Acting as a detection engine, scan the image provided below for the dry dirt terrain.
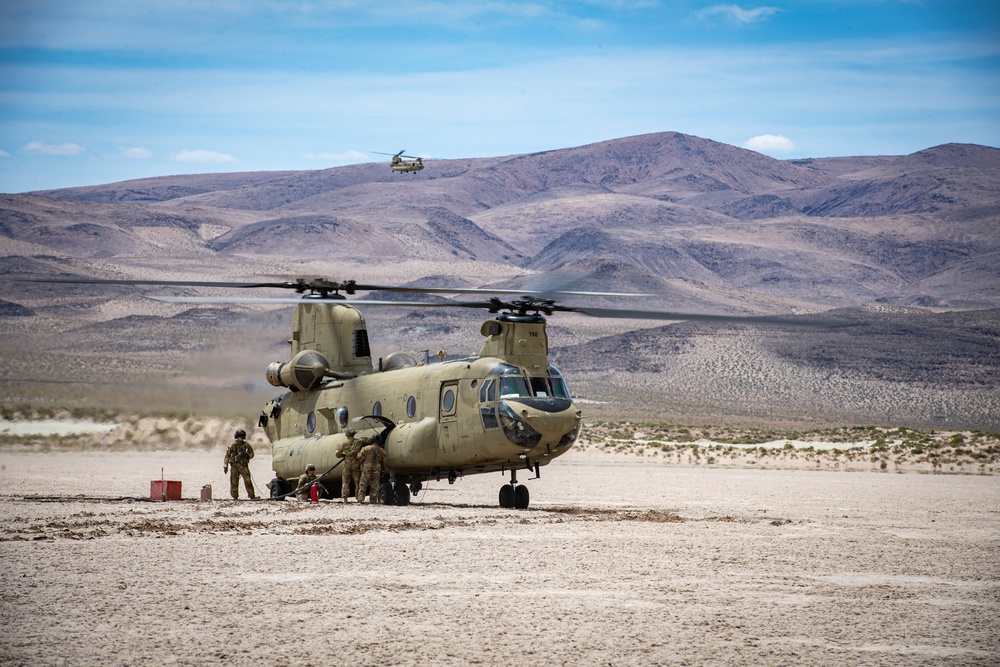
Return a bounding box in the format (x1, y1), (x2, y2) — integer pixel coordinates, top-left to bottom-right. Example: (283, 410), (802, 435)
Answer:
(2, 426), (998, 666)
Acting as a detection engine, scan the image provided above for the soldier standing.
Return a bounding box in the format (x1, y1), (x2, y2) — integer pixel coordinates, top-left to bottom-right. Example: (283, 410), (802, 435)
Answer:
(356, 438), (388, 503)
(223, 428), (256, 500)
(334, 429), (366, 502)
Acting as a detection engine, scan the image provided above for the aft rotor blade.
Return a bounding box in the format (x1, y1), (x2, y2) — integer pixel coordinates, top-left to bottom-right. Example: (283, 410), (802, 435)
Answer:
(567, 305), (848, 327)
(352, 284), (653, 298)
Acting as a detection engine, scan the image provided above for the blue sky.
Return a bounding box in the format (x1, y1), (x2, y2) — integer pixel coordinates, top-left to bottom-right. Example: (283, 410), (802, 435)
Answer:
(1, 1), (998, 192)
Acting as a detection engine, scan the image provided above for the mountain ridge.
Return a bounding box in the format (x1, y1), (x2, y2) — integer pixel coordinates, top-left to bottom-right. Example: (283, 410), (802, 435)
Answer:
(2, 130), (999, 427)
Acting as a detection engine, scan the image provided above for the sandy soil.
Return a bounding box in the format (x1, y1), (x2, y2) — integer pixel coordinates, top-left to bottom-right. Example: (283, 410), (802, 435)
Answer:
(1, 446), (998, 667)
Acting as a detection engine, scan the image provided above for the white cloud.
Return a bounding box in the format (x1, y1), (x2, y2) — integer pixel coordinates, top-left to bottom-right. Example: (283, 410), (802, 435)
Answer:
(694, 4), (781, 25)
(118, 146), (153, 158)
(0, 149), (11, 158)
(743, 134), (796, 154)
(302, 150), (369, 161)
(22, 141), (86, 156)
(171, 149), (238, 163)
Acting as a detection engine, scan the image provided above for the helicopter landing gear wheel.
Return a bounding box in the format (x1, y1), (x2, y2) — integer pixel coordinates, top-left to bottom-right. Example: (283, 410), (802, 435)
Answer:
(514, 484), (529, 509)
(498, 483), (529, 509)
(378, 481), (411, 506)
(377, 482), (392, 505)
(499, 468), (529, 509)
(499, 483), (515, 508)
(391, 481), (410, 506)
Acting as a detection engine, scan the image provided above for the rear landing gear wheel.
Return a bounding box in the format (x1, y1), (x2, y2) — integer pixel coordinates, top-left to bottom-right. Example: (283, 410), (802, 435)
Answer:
(377, 482), (393, 505)
(391, 481), (410, 506)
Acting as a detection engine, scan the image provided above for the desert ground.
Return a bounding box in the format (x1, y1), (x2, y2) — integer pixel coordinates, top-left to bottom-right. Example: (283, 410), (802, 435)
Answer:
(2, 420), (998, 666)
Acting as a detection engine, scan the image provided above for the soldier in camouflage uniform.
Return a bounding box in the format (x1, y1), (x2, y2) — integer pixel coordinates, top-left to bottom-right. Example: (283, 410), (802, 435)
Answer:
(334, 429), (366, 502)
(223, 428), (256, 499)
(295, 464), (319, 502)
(356, 438), (388, 503)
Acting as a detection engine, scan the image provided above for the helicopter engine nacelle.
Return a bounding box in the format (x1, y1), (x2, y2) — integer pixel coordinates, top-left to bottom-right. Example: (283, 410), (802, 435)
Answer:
(266, 350), (330, 392)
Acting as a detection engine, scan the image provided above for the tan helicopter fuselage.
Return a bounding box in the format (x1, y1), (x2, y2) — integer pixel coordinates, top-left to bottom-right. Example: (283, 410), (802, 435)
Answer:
(261, 302), (582, 492)
(390, 157), (423, 172)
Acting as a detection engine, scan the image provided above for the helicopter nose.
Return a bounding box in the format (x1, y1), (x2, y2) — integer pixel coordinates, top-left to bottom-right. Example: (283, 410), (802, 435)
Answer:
(501, 400), (581, 450)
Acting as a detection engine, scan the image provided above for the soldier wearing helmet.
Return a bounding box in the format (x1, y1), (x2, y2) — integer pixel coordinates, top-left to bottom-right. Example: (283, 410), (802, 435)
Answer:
(334, 428), (367, 502)
(356, 437), (388, 503)
(295, 464), (320, 501)
(223, 428), (256, 500)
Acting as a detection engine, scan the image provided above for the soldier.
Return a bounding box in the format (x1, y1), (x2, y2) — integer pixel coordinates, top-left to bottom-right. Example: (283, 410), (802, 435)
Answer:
(356, 437), (388, 503)
(295, 464), (319, 502)
(223, 428), (256, 500)
(334, 429), (366, 502)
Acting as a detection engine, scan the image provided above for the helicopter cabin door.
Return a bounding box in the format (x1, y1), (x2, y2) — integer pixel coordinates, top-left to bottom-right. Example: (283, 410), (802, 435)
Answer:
(438, 381), (459, 452)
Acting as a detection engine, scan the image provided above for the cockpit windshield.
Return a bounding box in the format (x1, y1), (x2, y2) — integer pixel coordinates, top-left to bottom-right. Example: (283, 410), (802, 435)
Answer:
(547, 365), (571, 399)
(488, 363), (571, 400)
(499, 374), (531, 398)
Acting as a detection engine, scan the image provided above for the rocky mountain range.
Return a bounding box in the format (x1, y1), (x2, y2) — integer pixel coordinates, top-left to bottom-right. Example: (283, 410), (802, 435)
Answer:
(2, 131), (998, 428)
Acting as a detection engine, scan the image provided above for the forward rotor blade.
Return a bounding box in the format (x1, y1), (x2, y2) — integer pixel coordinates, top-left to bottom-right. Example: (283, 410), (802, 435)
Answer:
(23, 277), (299, 289)
(148, 295), (497, 309)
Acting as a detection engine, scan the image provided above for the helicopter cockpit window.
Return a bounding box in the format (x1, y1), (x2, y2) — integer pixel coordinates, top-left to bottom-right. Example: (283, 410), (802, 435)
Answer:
(529, 377), (550, 397)
(499, 375), (531, 399)
(548, 365), (571, 399)
(335, 406), (348, 428)
(479, 379), (495, 404)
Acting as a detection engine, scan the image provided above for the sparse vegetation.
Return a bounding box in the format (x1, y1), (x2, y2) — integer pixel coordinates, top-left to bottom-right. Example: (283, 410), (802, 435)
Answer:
(0, 405), (267, 454)
(578, 420), (999, 475)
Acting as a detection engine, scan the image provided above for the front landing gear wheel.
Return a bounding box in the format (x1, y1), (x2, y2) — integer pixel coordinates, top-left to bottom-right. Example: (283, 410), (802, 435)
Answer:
(499, 483), (515, 508)
(514, 484), (529, 509)
(499, 483), (529, 509)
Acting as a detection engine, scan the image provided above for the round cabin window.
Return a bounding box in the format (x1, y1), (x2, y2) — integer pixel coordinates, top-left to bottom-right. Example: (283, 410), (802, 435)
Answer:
(373, 401), (382, 417)
(306, 411), (316, 433)
(336, 406), (348, 428)
(406, 396), (416, 418)
(442, 388), (456, 413)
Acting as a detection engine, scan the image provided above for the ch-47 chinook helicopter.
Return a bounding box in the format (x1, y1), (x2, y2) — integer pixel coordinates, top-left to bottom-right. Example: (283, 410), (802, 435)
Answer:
(30, 275), (837, 508)
(373, 150), (424, 173)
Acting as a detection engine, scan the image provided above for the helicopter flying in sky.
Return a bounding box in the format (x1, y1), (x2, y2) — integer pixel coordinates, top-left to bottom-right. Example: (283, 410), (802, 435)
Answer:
(373, 150), (424, 173)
